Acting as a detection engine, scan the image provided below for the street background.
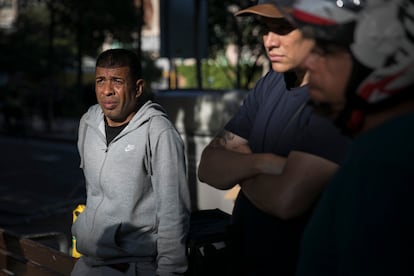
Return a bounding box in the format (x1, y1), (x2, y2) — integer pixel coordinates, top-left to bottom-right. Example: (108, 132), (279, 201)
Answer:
(0, 119), (84, 252)
(0, 89), (246, 253)
(0, 0), (263, 254)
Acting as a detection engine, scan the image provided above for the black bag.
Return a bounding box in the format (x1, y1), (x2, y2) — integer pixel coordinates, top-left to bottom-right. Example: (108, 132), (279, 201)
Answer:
(185, 209), (231, 276)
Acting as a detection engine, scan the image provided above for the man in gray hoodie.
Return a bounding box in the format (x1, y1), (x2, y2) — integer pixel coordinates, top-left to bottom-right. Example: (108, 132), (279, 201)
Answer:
(71, 48), (191, 276)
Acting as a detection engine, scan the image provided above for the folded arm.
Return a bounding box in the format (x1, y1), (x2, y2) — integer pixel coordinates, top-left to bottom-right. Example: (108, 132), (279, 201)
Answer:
(198, 130), (286, 190)
(240, 151), (338, 220)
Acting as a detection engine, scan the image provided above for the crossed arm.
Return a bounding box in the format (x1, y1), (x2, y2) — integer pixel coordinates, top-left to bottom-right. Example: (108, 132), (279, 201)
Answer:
(198, 130), (338, 219)
(240, 151), (338, 219)
(197, 129), (286, 190)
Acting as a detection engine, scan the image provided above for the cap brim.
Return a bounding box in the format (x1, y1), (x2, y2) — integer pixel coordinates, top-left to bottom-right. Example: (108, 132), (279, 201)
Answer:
(235, 4), (284, 18)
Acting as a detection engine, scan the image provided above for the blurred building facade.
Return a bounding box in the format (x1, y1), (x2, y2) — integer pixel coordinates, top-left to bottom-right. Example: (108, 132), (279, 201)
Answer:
(0, 0), (17, 30)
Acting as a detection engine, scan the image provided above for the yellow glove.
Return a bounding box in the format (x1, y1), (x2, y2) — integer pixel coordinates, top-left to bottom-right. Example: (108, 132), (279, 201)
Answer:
(71, 204), (85, 258)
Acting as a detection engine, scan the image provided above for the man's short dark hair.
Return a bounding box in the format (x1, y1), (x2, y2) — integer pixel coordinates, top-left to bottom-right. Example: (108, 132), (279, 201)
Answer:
(96, 48), (142, 81)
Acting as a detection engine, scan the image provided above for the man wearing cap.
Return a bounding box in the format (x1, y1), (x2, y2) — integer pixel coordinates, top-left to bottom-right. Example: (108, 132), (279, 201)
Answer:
(283, 0), (414, 275)
(198, 0), (350, 275)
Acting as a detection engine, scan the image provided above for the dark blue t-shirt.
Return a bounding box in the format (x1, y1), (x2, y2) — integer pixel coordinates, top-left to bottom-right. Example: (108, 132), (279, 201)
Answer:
(225, 71), (351, 276)
(296, 113), (414, 276)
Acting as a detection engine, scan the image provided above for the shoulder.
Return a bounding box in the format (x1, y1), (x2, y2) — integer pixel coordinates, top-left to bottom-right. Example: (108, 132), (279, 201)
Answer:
(81, 104), (102, 124)
(248, 71), (287, 101)
(149, 113), (171, 128)
(256, 70), (285, 87)
(148, 114), (179, 137)
(147, 115), (184, 150)
(86, 104), (101, 115)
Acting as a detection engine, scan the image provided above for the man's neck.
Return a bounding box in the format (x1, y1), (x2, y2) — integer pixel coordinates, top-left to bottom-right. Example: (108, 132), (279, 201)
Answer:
(294, 68), (309, 87)
(284, 69), (309, 89)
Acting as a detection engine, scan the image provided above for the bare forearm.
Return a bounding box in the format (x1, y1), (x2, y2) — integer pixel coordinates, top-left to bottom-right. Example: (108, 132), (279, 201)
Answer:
(241, 151), (338, 219)
(241, 174), (292, 218)
(242, 173), (327, 219)
(198, 147), (267, 190)
(198, 130), (285, 190)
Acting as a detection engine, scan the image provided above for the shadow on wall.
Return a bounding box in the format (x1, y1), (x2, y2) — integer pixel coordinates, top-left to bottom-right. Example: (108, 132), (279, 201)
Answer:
(154, 89), (248, 213)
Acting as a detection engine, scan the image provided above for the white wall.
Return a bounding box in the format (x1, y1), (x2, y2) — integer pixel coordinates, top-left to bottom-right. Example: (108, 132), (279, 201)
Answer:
(155, 89), (248, 214)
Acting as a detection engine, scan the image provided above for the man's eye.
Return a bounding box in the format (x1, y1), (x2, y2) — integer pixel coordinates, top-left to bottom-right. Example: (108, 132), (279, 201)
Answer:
(259, 24), (295, 36)
(275, 25), (295, 35)
(273, 21), (296, 35)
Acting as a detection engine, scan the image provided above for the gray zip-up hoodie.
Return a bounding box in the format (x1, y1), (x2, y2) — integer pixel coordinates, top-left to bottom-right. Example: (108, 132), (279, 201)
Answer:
(72, 100), (191, 275)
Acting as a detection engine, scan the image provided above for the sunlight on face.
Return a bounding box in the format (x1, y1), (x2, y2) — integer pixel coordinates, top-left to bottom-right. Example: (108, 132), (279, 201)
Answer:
(260, 17), (314, 73)
(95, 66), (142, 126)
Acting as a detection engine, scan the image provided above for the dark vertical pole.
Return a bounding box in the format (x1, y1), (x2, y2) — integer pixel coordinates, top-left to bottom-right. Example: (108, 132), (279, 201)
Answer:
(136, 0), (144, 75)
(46, 1), (56, 132)
(76, 1), (84, 110)
(170, 58), (178, 89)
(194, 0), (202, 90)
(161, 0), (175, 90)
(235, 18), (242, 89)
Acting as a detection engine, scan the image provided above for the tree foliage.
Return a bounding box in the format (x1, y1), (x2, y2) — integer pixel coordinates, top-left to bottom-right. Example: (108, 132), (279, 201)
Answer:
(206, 0), (266, 89)
(0, 0), (268, 120)
(1, 0), (140, 73)
(0, 0), (150, 118)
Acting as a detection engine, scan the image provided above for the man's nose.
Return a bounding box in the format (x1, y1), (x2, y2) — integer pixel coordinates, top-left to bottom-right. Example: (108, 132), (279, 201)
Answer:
(102, 81), (115, 96)
(264, 32), (281, 48)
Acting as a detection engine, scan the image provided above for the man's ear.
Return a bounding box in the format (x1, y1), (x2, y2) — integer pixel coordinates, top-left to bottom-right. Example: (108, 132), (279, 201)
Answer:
(135, 79), (145, 98)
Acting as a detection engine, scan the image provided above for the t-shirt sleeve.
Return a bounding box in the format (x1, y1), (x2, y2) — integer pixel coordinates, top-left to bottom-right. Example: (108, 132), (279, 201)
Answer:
(225, 71), (274, 139)
(225, 88), (258, 139)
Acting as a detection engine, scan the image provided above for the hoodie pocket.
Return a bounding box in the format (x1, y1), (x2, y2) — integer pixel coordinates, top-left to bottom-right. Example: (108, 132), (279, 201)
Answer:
(72, 207), (126, 258)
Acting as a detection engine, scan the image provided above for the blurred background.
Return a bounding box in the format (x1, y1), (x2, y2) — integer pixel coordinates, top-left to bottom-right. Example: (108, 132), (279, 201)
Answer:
(0, 0), (269, 250)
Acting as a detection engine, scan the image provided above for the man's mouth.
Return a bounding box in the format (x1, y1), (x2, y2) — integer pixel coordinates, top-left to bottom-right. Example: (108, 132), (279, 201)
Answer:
(102, 101), (117, 110)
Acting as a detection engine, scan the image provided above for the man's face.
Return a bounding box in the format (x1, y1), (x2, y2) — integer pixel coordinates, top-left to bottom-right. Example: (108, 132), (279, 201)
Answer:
(301, 42), (353, 115)
(260, 17), (314, 72)
(95, 66), (143, 126)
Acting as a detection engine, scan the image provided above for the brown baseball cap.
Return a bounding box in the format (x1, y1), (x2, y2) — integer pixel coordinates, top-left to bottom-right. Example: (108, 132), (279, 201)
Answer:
(235, 0), (284, 18)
